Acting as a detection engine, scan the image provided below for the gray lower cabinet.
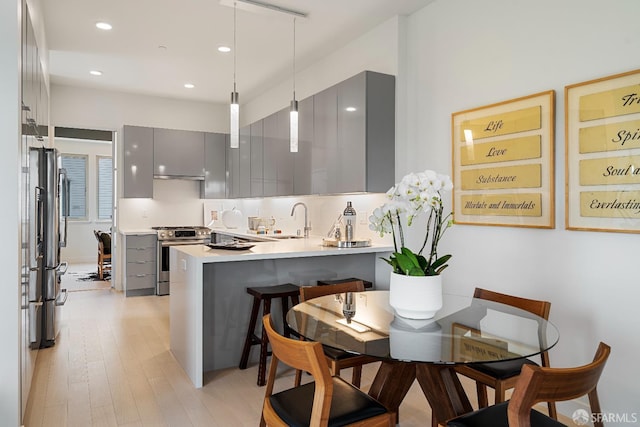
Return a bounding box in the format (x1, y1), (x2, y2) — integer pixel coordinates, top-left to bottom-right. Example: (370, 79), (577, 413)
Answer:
(124, 234), (157, 297)
(153, 128), (205, 179)
(123, 125), (154, 198)
(201, 132), (227, 199)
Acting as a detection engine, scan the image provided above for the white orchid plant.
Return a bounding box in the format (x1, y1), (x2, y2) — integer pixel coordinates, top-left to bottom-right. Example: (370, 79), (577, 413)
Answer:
(369, 170), (454, 276)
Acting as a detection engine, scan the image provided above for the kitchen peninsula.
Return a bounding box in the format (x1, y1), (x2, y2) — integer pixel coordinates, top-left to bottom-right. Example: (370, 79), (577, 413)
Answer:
(169, 236), (393, 387)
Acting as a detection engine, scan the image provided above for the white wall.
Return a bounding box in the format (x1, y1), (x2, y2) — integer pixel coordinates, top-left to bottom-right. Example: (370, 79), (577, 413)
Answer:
(402, 0), (640, 421)
(1, 0), (21, 424)
(242, 15), (400, 124)
(51, 84), (228, 133)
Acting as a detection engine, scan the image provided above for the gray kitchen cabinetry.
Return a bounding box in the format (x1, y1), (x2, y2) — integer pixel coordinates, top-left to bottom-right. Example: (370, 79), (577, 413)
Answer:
(124, 234), (156, 297)
(223, 125), (250, 199)
(276, 108), (294, 195)
(250, 121), (264, 197)
(239, 125), (251, 197)
(313, 70), (395, 194)
(262, 112), (278, 197)
(123, 125), (154, 198)
(200, 132), (227, 199)
(293, 96), (313, 195)
(153, 128), (205, 179)
(263, 108), (293, 196)
(312, 85), (338, 194)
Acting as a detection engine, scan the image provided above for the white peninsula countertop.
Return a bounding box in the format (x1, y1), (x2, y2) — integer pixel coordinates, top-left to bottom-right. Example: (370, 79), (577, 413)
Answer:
(169, 236), (393, 388)
(173, 236), (394, 263)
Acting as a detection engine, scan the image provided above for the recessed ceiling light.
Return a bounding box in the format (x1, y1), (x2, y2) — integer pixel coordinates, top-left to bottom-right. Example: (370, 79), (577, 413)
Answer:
(345, 107), (357, 112)
(89, 70), (103, 76)
(218, 46), (231, 53)
(184, 83), (195, 89)
(95, 22), (112, 30)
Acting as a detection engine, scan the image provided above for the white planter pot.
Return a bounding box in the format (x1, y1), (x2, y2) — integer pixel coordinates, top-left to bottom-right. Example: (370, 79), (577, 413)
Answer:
(389, 272), (443, 319)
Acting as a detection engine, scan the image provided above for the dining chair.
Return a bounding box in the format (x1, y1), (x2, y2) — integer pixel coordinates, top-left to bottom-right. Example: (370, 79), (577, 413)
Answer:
(446, 342), (611, 427)
(260, 314), (393, 427)
(294, 280), (380, 388)
(454, 287), (557, 418)
(93, 230), (112, 280)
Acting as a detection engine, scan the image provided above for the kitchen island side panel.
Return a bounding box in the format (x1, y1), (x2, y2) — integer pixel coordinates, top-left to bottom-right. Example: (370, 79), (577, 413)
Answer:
(202, 253), (377, 372)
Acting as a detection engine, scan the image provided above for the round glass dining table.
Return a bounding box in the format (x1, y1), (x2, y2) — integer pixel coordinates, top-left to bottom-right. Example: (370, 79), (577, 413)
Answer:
(286, 290), (559, 425)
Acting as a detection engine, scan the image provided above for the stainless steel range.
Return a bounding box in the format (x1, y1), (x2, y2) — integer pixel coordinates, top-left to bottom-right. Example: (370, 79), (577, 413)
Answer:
(152, 226), (210, 295)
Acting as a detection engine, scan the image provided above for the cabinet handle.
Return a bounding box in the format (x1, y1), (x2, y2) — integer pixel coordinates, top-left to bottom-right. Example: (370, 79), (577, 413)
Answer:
(136, 274), (146, 277)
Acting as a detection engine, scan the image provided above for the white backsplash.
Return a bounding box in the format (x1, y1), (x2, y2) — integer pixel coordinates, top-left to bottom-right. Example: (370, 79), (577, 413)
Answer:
(204, 193), (391, 244)
(118, 179), (391, 245)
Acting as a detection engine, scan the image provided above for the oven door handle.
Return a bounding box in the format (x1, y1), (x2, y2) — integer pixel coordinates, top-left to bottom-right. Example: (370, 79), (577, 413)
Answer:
(160, 240), (208, 246)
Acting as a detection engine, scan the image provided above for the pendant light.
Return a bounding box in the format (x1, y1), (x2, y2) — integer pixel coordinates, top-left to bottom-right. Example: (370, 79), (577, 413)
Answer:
(229, 2), (239, 148)
(289, 17), (298, 153)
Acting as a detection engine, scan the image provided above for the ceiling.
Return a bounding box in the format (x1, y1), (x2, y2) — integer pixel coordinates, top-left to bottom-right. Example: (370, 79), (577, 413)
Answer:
(42, 0), (433, 105)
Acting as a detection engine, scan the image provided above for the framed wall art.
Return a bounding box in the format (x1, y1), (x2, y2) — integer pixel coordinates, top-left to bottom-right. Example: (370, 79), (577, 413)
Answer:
(565, 68), (640, 233)
(451, 91), (555, 228)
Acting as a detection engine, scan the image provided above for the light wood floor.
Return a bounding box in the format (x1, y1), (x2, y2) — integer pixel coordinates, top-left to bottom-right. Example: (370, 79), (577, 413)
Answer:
(23, 276), (486, 426)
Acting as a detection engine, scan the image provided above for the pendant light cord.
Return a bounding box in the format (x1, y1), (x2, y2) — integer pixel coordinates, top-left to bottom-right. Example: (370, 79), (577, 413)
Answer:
(292, 17), (296, 100)
(233, 2), (237, 92)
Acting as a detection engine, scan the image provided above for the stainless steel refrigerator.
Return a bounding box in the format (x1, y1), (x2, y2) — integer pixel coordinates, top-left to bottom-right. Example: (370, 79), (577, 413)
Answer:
(28, 147), (69, 348)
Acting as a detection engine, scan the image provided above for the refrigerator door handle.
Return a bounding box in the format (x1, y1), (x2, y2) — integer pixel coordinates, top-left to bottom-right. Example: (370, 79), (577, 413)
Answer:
(55, 289), (68, 306)
(33, 186), (44, 264)
(57, 261), (69, 276)
(59, 168), (69, 248)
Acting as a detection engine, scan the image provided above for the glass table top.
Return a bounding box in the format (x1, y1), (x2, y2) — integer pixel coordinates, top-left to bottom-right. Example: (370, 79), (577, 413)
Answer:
(286, 290), (559, 364)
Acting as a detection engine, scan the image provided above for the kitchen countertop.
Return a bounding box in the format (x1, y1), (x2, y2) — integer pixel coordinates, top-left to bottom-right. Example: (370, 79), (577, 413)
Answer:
(172, 236), (393, 263)
(118, 228), (156, 235)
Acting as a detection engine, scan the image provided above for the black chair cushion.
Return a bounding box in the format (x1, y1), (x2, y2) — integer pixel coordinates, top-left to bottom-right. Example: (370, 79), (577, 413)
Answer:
(269, 376), (387, 427)
(468, 358), (539, 380)
(447, 401), (564, 427)
(323, 346), (358, 361)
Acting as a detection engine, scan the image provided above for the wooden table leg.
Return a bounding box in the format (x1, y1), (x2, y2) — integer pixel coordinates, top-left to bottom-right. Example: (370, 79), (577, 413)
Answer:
(368, 361), (417, 420)
(415, 364), (473, 426)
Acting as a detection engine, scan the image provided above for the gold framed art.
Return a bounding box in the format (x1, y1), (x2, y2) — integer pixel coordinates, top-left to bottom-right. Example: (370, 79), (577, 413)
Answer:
(565, 68), (640, 234)
(451, 91), (555, 228)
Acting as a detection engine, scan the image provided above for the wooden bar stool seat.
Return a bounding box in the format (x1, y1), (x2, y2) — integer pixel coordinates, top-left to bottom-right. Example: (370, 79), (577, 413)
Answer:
(239, 283), (300, 386)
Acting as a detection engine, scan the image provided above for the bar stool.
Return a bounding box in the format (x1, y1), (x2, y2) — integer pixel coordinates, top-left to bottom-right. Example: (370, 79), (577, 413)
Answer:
(239, 283), (300, 386)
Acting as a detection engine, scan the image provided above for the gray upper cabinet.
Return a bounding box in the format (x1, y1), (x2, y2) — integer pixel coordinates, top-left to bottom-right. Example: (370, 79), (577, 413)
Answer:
(239, 125), (251, 197)
(226, 134), (240, 198)
(250, 121), (264, 197)
(362, 71), (395, 193)
(336, 72), (367, 193)
(123, 125), (154, 198)
(276, 108), (294, 195)
(201, 132), (227, 199)
(262, 112), (278, 197)
(293, 96), (313, 195)
(312, 85), (338, 194)
(313, 70), (395, 194)
(153, 128), (205, 179)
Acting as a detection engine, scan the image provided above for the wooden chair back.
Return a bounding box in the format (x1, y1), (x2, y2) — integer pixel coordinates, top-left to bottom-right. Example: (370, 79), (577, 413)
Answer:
(473, 287), (550, 320)
(300, 280), (365, 302)
(262, 314), (334, 426)
(507, 342), (611, 427)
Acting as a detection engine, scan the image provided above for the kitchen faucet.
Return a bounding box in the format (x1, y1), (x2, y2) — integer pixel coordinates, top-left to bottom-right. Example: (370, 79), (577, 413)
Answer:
(290, 202), (311, 238)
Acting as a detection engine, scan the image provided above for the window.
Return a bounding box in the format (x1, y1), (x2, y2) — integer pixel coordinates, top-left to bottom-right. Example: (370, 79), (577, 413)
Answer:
(97, 156), (113, 220)
(61, 154), (87, 220)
